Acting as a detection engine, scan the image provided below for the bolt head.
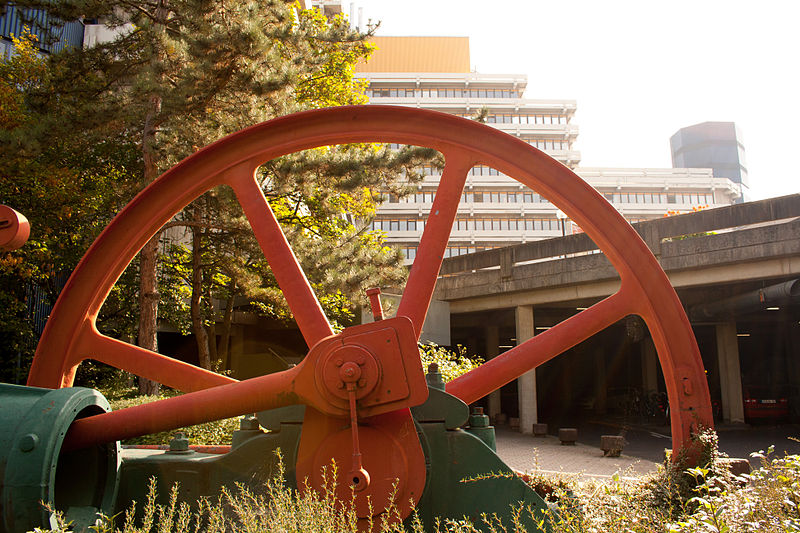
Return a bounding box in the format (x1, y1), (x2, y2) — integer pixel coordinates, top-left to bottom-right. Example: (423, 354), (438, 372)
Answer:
(18, 433), (38, 452)
(169, 432), (190, 451)
(335, 358), (344, 367)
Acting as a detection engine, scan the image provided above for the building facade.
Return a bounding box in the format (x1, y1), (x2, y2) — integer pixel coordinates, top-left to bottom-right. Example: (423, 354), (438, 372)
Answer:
(355, 37), (741, 262)
(670, 121), (749, 202)
(0, 4), (85, 58)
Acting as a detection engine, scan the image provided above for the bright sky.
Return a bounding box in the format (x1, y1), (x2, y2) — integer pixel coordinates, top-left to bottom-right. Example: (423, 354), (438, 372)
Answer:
(352, 0), (799, 201)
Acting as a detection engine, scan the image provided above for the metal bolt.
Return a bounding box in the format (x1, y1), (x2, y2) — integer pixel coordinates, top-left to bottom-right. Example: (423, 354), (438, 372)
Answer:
(240, 415), (260, 431)
(169, 432), (190, 452)
(18, 433), (38, 453)
(335, 358), (344, 367)
(356, 355), (366, 365)
(357, 378), (367, 388)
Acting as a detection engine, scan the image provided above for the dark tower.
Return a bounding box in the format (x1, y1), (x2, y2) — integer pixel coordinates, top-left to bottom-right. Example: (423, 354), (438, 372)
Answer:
(670, 122), (749, 202)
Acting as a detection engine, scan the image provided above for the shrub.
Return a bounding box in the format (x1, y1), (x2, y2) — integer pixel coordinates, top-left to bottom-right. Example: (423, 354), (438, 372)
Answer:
(419, 343), (482, 382)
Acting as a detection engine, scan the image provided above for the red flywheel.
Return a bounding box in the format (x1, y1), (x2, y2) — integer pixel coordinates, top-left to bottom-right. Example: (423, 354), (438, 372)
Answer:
(28, 106), (713, 520)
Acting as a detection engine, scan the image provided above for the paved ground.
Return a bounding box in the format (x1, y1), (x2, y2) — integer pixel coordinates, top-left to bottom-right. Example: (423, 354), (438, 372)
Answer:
(493, 419), (800, 480)
(495, 428), (659, 481)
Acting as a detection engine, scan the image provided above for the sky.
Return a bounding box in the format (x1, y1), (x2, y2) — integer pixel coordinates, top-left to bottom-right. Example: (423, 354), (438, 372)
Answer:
(351, 0), (799, 201)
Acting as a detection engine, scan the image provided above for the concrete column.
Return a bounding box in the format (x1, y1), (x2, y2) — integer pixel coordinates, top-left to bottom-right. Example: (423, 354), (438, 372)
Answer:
(516, 305), (537, 433)
(594, 351), (607, 414)
(485, 326), (501, 420)
(641, 337), (658, 394)
(715, 322), (745, 423)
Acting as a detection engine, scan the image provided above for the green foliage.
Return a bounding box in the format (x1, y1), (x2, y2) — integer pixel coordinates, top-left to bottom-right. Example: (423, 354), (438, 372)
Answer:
(1, 1), (438, 384)
(0, 28), (47, 128)
(0, 29), (136, 382)
(538, 430), (800, 533)
(666, 445), (800, 533)
(419, 344), (483, 382)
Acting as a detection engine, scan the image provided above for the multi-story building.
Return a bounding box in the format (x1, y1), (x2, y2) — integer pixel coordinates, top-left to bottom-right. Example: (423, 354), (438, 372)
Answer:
(670, 121), (749, 203)
(1, 4), (85, 58)
(355, 37), (741, 262)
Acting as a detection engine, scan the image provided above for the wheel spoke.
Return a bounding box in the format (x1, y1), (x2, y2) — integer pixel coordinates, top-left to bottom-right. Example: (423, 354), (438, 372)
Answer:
(225, 163), (334, 347)
(446, 287), (635, 404)
(79, 328), (236, 392)
(397, 150), (476, 338)
(62, 364), (303, 452)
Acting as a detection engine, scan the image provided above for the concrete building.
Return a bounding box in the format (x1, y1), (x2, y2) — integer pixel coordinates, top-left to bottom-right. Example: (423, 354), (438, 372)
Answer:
(671, 121), (749, 202)
(356, 36), (749, 434)
(355, 37), (741, 262)
(435, 194), (800, 429)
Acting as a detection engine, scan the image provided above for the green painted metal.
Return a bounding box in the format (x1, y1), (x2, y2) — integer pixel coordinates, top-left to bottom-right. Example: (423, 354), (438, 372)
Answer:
(411, 371), (549, 531)
(465, 407), (497, 452)
(0, 370), (548, 531)
(0, 384), (119, 533)
(411, 366), (470, 430)
(115, 412), (304, 516)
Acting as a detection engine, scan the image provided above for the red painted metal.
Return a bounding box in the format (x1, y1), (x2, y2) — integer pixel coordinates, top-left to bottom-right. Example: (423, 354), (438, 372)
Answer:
(227, 165), (335, 347)
(62, 317), (426, 452)
(0, 205), (30, 251)
(448, 289), (634, 402)
(28, 106), (712, 515)
(397, 153), (475, 337)
(295, 405), (426, 523)
(366, 287), (384, 321)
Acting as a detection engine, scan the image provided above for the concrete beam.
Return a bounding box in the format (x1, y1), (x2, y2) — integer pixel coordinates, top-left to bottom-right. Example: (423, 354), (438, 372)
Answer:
(445, 256), (800, 312)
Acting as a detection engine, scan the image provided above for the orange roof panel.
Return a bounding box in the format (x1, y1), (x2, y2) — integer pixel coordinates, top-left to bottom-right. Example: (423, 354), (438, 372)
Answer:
(356, 36), (471, 73)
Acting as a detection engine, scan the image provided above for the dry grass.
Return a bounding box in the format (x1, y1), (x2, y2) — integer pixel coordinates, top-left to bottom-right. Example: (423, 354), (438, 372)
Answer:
(37, 430), (800, 532)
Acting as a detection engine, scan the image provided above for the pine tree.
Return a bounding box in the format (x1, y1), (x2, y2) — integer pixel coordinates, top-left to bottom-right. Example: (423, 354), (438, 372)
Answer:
(4, 1), (436, 389)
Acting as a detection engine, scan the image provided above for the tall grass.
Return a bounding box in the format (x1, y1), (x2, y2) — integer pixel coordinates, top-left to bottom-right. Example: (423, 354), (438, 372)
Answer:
(38, 430), (800, 532)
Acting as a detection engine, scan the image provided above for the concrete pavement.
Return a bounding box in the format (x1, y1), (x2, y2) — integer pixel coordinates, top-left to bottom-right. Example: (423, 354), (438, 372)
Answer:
(494, 426), (660, 481)
(493, 421), (800, 481)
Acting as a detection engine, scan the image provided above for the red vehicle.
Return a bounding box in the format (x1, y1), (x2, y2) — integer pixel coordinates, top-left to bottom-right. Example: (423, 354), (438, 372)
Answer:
(743, 387), (790, 423)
